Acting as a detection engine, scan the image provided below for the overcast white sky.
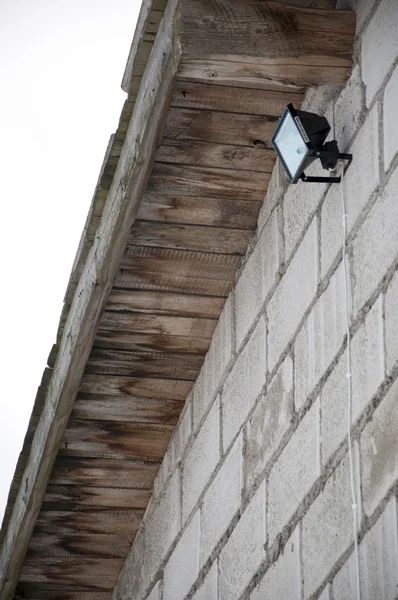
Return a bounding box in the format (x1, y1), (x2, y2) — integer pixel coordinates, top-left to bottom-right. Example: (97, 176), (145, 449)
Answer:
(0, 0), (141, 522)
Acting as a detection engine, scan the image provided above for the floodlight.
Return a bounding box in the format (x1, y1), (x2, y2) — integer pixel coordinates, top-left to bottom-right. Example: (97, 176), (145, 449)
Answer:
(271, 104), (352, 184)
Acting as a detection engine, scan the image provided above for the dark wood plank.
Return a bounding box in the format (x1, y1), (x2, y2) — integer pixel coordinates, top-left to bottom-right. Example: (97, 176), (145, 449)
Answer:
(171, 80), (304, 115)
(72, 395), (183, 425)
(94, 330), (209, 354)
(147, 163), (269, 200)
(42, 485), (151, 510)
(156, 139), (275, 171)
(27, 532), (133, 559)
(128, 221), (253, 254)
(86, 347), (203, 380)
(49, 458), (159, 488)
(34, 510), (143, 536)
(137, 193), (261, 229)
(99, 311), (216, 337)
(20, 556), (122, 589)
(62, 420), (174, 460)
(117, 246), (241, 296)
(16, 582), (111, 600)
(79, 374), (191, 400)
(163, 107), (278, 146)
(105, 290), (225, 318)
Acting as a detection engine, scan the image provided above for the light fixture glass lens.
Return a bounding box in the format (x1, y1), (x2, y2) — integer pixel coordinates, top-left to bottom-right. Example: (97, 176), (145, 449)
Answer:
(274, 112), (308, 179)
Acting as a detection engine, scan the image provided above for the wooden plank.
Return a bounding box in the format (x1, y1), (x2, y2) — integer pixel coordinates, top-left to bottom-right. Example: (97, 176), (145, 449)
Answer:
(116, 246), (241, 297)
(105, 290), (225, 318)
(27, 532), (133, 559)
(128, 221), (253, 254)
(20, 556), (122, 589)
(72, 395), (184, 424)
(34, 510), (143, 536)
(163, 107), (278, 146)
(49, 458), (159, 488)
(137, 193), (261, 229)
(171, 80), (304, 115)
(147, 162), (269, 200)
(62, 420), (174, 460)
(177, 57), (351, 92)
(16, 582), (111, 600)
(179, 0), (355, 64)
(79, 374), (191, 400)
(0, 0), (180, 594)
(94, 330), (210, 354)
(42, 485), (151, 510)
(99, 311), (216, 338)
(156, 139), (275, 171)
(86, 347), (203, 380)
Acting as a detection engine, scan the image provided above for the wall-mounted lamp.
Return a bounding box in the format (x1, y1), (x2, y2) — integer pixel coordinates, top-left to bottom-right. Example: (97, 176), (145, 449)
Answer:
(271, 104), (352, 184)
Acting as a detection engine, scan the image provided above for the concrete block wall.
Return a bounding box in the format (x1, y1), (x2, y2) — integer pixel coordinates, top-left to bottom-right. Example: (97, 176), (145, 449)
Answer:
(113, 0), (398, 598)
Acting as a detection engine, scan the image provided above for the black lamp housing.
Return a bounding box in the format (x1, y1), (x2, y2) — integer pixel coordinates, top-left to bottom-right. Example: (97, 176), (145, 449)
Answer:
(271, 103), (352, 184)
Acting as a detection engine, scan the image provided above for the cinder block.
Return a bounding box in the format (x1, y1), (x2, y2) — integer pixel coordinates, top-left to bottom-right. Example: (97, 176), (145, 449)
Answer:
(283, 104), (333, 261)
(183, 397), (220, 522)
(170, 396), (192, 468)
(333, 496), (398, 600)
(320, 104), (379, 279)
(384, 63), (398, 171)
(257, 162), (288, 234)
(362, 0), (398, 106)
(348, 0), (378, 33)
(211, 293), (234, 394)
(192, 562), (218, 600)
(335, 65), (364, 151)
(146, 581), (162, 600)
(192, 366), (207, 432)
(268, 219), (318, 372)
(142, 469), (181, 592)
(201, 434), (243, 566)
(320, 350), (348, 465)
(113, 529), (145, 600)
(244, 354), (294, 492)
(163, 511), (200, 600)
(250, 527), (301, 600)
(222, 316), (266, 452)
(318, 584), (331, 600)
(295, 261), (346, 410)
(351, 296), (384, 417)
(268, 399), (320, 543)
(385, 269), (398, 374)
(302, 452), (360, 596)
(235, 208), (282, 349)
(352, 164), (398, 313)
(219, 482), (266, 600)
(361, 378), (398, 516)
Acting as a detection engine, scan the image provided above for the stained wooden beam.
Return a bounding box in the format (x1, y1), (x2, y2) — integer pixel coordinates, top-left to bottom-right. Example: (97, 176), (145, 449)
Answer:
(42, 485), (151, 510)
(49, 458), (159, 488)
(79, 374), (191, 400)
(72, 395), (184, 424)
(177, 0), (355, 90)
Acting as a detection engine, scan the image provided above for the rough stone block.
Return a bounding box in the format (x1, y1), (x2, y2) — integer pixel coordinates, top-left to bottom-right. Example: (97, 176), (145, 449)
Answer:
(295, 261), (346, 410)
(384, 63), (398, 171)
(351, 296), (385, 416)
(192, 562), (218, 600)
(361, 378), (398, 516)
(201, 434), (243, 566)
(362, 0), (398, 106)
(183, 398), (220, 522)
(385, 269), (398, 374)
(219, 482), (266, 600)
(352, 164), (398, 313)
(268, 219), (318, 372)
(302, 453), (360, 596)
(283, 103), (333, 261)
(333, 496), (398, 600)
(320, 104), (379, 279)
(163, 511), (200, 600)
(146, 581), (162, 600)
(335, 64), (364, 151)
(244, 354), (294, 492)
(142, 469), (181, 592)
(235, 208), (282, 349)
(250, 527), (301, 600)
(222, 316), (266, 452)
(268, 399), (320, 543)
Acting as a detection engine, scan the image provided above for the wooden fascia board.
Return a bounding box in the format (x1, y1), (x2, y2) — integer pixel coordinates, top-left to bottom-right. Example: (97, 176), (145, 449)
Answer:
(0, 0), (180, 597)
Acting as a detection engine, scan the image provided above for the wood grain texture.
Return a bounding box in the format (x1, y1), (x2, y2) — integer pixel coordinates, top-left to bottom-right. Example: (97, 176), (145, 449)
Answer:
(128, 221), (253, 254)
(116, 246), (240, 296)
(79, 374), (191, 400)
(94, 331), (211, 354)
(137, 193), (261, 229)
(42, 485), (151, 510)
(15, 582), (111, 600)
(72, 395), (184, 424)
(27, 532), (133, 559)
(99, 311), (216, 337)
(49, 458), (159, 488)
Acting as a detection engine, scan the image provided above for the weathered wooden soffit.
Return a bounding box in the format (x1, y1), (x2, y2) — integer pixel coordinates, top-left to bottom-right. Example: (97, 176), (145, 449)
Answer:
(0, 1), (355, 598)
